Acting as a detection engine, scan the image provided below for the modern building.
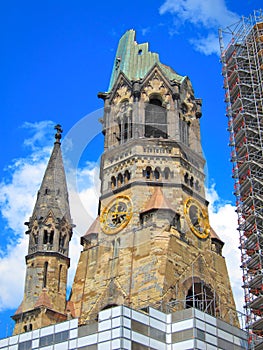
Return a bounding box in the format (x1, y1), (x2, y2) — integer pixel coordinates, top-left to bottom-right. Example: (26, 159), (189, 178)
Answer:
(2, 29), (248, 348)
(219, 9), (263, 347)
(1, 306), (247, 349)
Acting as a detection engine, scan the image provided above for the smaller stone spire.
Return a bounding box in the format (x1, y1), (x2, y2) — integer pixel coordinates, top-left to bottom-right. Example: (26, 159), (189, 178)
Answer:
(30, 124), (71, 223)
(12, 124), (74, 334)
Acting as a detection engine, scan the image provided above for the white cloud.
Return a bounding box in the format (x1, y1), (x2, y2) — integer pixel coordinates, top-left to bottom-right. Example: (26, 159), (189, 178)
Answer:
(70, 162), (100, 235)
(0, 121), (54, 311)
(0, 237), (27, 311)
(67, 163), (100, 287)
(190, 33), (221, 56)
(22, 120), (55, 152)
(206, 185), (244, 314)
(159, 0), (240, 55)
(159, 0), (238, 28)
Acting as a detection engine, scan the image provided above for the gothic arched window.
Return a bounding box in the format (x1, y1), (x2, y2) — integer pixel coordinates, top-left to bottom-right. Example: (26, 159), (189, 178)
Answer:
(154, 167), (160, 180)
(43, 262), (48, 288)
(124, 170), (131, 183)
(145, 166), (152, 180)
(179, 118), (189, 146)
(118, 100), (132, 144)
(186, 281), (216, 316)
(164, 167), (170, 180)
(111, 176), (116, 189)
(43, 230), (48, 244)
(58, 264), (62, 292)
(49, 230), (54, 245)
(145, 97), (167, 138)
(117, 173), (123, 187)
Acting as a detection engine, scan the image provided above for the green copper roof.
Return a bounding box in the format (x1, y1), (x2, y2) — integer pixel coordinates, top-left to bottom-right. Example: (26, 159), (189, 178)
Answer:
(108, 29), (184, 91)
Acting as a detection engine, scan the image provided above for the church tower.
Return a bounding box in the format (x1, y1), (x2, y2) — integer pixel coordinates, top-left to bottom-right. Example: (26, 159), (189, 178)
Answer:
(12, 125), (74, 334)
(70, 30), (238, 326)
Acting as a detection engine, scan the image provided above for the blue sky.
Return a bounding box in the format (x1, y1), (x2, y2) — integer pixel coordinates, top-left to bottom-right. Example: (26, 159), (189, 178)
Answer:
(0, 0), (261, 337)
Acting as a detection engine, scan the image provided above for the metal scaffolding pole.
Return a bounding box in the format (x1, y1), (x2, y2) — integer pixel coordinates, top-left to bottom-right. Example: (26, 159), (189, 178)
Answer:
(219, 9), (263, 348)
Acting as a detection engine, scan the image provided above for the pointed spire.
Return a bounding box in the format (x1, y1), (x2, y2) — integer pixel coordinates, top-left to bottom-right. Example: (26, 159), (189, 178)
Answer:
(31, 125), (71, 223)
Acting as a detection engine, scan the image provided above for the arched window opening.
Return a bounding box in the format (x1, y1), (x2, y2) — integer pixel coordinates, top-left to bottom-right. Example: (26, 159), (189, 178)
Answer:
(123, 116), (128, 142)
(43, 230), (54, 245)
(49, 230), (54, 245)
(164, 167), (170, 180)
(117, 173), (123, 187)
(150, 98), (162, 106)
(43, 230), (48, 244)
(111, 176), (116, 189)
(145, 166), (152, 180)
(154, 167), (160, 180)
(186, 282), (216, 316)
(43, 262), (48, 288)
(190, 176), (194, 188)
(195, 180), (200, 192)
(184, 173), (189, 184)
(118, 100), (133, 143)
(124, 170), (131, 184)
(179, 118), (189, 146)
(59, 233), (66, 249)
(32, 231), (38, 245)
(145, 97), (167, 138)
(58, 264), (62, 292)
(118, 122), (122, 144)
(23, 325), (27, 332)
(29, 324), (33, 331)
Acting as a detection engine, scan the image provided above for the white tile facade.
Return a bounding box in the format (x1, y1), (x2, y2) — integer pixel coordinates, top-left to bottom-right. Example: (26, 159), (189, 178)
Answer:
(0, 306), (248, 349)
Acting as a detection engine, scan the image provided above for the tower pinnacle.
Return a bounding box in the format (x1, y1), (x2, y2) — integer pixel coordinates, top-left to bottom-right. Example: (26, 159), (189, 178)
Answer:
(54, 124), (63, 144)
(12, 124), (74, 334)
(31, 124), (71, 222)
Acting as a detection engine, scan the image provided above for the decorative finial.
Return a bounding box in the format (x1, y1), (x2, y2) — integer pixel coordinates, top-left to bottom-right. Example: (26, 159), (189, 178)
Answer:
(54, 124), (63, 144)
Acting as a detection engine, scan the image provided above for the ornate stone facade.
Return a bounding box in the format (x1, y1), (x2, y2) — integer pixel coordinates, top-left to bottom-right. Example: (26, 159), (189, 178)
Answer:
(69, 30), (238, 327)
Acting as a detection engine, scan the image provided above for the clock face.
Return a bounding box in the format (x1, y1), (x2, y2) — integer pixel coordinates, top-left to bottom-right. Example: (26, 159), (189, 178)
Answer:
(184, 198), (210, 239)
(101, 196), (132, 234)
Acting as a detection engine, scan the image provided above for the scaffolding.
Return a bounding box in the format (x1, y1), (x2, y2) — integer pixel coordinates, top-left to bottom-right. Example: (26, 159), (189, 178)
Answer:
(219, 9), (263, 345)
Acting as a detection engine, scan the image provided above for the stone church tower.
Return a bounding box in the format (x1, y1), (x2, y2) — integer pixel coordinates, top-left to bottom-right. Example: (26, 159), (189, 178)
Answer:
(69, 30), (238, 326)
(12, 125), (74, 334)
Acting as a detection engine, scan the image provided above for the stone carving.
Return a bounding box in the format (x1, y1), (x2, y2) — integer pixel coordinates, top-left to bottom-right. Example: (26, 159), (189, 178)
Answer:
(141, 72), (171, 107)
(112, 80), (132, 106)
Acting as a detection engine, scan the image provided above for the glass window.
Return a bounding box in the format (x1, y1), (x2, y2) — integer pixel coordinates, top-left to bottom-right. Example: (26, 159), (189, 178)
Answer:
(145, 98), (167, 139)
